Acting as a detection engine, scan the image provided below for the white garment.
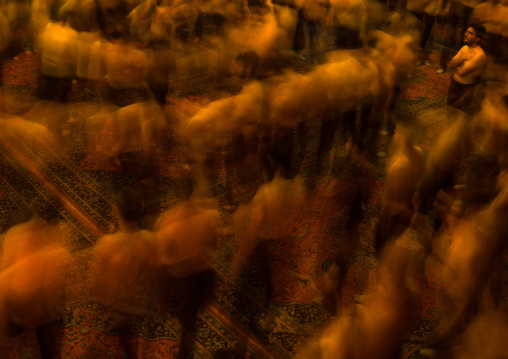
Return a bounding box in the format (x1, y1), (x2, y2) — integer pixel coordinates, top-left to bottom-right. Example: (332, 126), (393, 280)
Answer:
(39, 22), (78, 78)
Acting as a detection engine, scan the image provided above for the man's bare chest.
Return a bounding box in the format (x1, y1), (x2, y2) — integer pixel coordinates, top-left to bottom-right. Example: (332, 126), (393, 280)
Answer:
(463, 47), (482, 62)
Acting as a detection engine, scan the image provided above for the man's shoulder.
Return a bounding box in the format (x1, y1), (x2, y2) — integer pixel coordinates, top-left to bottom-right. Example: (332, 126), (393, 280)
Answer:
(474, 46), (487, 61)
(457, 45), (468, 53)
(464, 45), (486, 58)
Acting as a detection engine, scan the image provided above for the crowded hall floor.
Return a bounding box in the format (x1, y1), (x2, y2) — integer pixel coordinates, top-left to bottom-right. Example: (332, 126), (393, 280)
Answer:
(1, 0), (508, 358)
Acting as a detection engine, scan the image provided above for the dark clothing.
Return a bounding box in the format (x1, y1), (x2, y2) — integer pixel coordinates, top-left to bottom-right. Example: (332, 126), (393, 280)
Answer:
(334, 26), (362, 50)
(37, 74), (73, 103)
(413, 12), (435, 51)
(447, 77), (476, 113)
(104, 85), (149, 108)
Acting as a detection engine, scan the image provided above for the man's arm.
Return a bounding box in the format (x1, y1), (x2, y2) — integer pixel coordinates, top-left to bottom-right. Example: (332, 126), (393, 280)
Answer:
(448, 46), (466, 69)
(455, 51), (486, 77)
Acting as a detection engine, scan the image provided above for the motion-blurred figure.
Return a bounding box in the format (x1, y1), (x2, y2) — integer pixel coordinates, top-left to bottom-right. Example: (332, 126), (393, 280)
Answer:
(96, 0), (135, 39)
(1, 0), (32, 52)
(114, 99), (166, 162)
(101, 40), (149, 108)
(113, 99), (166, 229)
(0, 216), (74, 352)
(448, 288), (508, 359)
(432, 171), (508, 357)
(154, 199), (219, 359)
(128, 0), (157, 43)
(375, 126), (424, 255)
(471, 0), (508, 65)
(312, 46), (384, 168)
(318, 243), (419, 359)
(328, 0), (367, 51)
(88, 189), (157, 358)
(295, 0), (329, 64)
(321, 177), (366, 310)
(36, 15), (79, 137)
(154, 199), (219, 278)
(405, 0), (439, 63)
(179, 94), (244, 197)
(145, 2), (176, 105)
(414, 112), (470, 219)
(228, 173), (305, 272)
(224, 173), (305, 348)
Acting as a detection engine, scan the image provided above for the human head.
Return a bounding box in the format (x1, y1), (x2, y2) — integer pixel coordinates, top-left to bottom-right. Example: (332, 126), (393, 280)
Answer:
(464, 23), (486, 46)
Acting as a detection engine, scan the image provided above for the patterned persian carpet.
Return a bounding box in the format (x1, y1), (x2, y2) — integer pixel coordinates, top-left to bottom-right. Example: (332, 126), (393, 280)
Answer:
(0, 26), (500, 359)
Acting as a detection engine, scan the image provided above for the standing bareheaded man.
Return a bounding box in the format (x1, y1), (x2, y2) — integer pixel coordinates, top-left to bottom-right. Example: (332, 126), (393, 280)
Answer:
(447, 23), (487, 114)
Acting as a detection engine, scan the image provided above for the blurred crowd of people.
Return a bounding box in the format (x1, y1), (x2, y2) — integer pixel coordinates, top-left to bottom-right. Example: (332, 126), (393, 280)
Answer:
(1, 0), (508, 358)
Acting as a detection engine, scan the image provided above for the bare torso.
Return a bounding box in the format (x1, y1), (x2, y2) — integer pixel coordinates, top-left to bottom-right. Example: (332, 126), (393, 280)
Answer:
(452, 45), (486, 85)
